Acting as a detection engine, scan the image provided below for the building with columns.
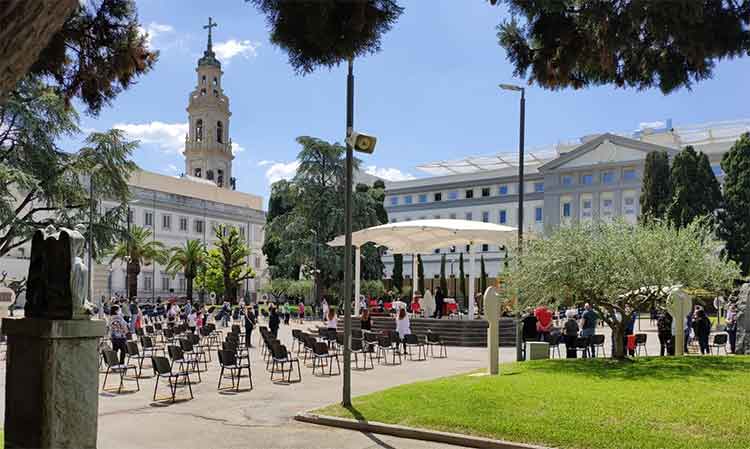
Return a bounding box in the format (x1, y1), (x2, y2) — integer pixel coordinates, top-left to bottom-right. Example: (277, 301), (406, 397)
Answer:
(0, 19), (268, 305)
(382, 119), (750, 290)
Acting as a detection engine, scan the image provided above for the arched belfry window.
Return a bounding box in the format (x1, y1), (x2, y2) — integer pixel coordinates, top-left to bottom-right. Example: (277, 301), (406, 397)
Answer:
(206, 170), (214, 181)
(213, 77), (218, 86)
(194, 168), (202, 178)
(217, 121), (223, 143)
(202, 75), (206, 84)
(195, 119), (203, 142)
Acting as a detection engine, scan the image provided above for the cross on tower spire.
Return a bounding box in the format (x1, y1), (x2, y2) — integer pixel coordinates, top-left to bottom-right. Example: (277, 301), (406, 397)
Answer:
(204, 17), (217, 52)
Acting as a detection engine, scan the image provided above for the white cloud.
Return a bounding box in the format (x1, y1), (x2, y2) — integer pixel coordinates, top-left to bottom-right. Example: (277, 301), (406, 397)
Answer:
(138, 22), (175, 48)
(364, 165), (416, 182)
(167, 164), (180, 173)
(114, 121), (188, 154)
(638, 121), (666, 130)
(259, 160), (300, 185)
(214, 39), (260, 61)
(231, 142), (246, 155)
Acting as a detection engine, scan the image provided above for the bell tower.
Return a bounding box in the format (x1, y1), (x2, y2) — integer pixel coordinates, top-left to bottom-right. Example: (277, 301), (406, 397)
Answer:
(184, 17), (235, 190)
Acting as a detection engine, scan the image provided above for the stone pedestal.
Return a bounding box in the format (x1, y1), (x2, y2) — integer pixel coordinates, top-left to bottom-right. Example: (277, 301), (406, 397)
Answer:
(484, 287), (499, 375)
(3, 318), (105, 449)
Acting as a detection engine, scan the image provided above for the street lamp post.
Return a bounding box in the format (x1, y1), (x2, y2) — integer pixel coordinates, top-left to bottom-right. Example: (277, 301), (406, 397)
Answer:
(342, 57), (355, 407)
(499, 83), (526, 362)
(88, 173), (96, 317)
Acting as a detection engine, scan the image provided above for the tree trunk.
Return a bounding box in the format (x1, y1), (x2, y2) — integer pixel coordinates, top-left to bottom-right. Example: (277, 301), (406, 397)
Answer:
(127, 262), (140, 300)
(612, 323), (627, 359)
(186, 275), (193, 302)
(0, 0), (78, 102)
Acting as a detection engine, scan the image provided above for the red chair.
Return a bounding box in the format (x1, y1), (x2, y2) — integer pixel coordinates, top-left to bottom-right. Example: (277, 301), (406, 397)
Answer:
(383, 302), (392, 312)
(447, 303), (458, 315)
(411, 302), (421, 315)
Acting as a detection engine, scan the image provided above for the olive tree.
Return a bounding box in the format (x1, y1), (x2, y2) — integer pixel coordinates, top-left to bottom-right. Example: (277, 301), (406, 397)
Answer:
(503, 219), (739, 359)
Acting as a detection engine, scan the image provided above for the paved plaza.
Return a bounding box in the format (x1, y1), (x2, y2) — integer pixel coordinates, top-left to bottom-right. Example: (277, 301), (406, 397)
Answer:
(1, 318), (668, 449)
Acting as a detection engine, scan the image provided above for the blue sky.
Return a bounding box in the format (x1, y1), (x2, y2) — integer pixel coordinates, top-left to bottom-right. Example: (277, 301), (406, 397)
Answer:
(75, 0), (750, 204)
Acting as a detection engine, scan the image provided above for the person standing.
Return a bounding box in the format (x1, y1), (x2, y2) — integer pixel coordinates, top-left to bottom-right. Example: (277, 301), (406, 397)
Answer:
(657, 309), (674, 356)
(325, 308), (338, 331)
(298, 301), (305, 324)
(534, 305), (553, 342)
(692, 309), (712, 355)
(321, 298), (329, 322)
(109, 306), (129, 364)
(244, 306), (256, 348)
(562, 310), (579, 358)
(433, 287), (445, 319)
(396, 308), (411, 354)
(579, 303), (598, 357)
(187, 309), (197, 334)
(726, 304), (738, 353)
(220, 300), (231, 328)
(268, 305), (281, 338)
(360, 308), (372, 331)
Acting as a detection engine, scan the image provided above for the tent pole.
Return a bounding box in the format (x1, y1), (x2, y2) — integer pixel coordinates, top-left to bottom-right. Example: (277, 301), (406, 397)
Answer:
(355, 246), (361, 317)
(468, 245), (476, 319)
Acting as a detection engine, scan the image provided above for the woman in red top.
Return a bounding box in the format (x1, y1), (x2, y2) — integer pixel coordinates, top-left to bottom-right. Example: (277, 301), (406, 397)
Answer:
(534, 306), (553, 342)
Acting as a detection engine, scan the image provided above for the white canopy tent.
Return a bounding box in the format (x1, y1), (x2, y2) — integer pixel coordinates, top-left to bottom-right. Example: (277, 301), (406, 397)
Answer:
(329, 219), (518, 319)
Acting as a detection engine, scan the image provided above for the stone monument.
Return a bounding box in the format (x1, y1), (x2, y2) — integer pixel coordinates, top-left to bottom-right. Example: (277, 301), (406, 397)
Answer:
(3, 225), (105, 449)
(484, 286), (500, 375)
(734, 283), (750, 354)
(668, 288), (692, 357)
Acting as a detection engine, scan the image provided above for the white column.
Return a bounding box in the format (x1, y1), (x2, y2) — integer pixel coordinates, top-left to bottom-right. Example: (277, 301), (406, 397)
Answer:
(468, 246), (476, 319)
(412, 254), (418, 299)
(354, 246), (361, 317)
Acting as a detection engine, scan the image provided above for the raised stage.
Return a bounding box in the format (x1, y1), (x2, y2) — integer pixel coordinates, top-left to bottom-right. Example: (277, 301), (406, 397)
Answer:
(338, 316), (517, 347)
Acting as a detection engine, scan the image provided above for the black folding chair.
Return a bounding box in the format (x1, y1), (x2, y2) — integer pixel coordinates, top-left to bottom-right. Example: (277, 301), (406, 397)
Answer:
(270, 343), (302, 383)
(101, 350), (140, 393)
(217, 349), (253, 392)
(125, 341), (150, 378)
(635, 333), (648, 356)
(311, 342), (341, 376)
(404, 334), (427, 361)
(351, 337), (374, 370)
(710, 333), (729, 355)
(167, 345), (201, 383)
(425, 332), (447, 358)
(151, 356), (193, 403)
(377, 335), (402, 365)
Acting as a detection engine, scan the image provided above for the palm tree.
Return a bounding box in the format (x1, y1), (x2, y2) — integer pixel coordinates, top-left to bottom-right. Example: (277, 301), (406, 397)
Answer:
(213, 224), (254, 303)
(165, 239), (205, 302)
(109, 225), (167, 299)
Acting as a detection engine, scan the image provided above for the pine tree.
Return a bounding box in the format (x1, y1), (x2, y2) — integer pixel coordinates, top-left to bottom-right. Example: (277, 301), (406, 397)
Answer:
(719, 133), (750, 274)
(667, 146), (722, 228)
(439, 254), (447, 293)
(392, 254), (403, 293)
(458, 253), (466, 304)
(640, 151), (672, 223)
(417, 254), (425, 295)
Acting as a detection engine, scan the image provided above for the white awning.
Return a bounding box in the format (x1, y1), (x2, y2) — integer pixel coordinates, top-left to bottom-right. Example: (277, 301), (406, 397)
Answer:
(328, 219), (518, 253)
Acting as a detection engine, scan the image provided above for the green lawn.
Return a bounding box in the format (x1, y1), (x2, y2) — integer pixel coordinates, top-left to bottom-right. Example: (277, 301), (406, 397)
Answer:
(317, 357), (750, 449)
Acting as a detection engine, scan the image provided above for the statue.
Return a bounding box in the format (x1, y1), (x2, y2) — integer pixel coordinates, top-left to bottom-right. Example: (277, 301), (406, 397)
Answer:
(24, 225), (92, 320)
(422, 289), (435, 318)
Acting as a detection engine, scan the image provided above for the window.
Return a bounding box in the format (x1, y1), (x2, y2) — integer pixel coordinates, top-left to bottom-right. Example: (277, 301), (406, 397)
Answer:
(434, 192), (442, 202)
(390, 196), (398, 206)
(144, 211), (153, 227)
(213, 77), (218, 86)
(711, 165), (724, 177)
(434, 249), (440, 254)
(482, 211), (489, 223)
(195, 119), (203, 141)
(561, 175), (573, 186)
(418, 194), (427, 203)
(404, 195), (413, 205)
(144, 275), (153, 292)
(481, 187), (490, 197)
(482, 244), (489, 252)
(465, 212), (473, 221)
(162, 214), (171, 230)
(624, 197), (636, 215)
(533, 182), (544, 193)
(217, 121), (223, 143)
(449, 213), (457, 219)
(581, 174), (593, 185)
(465, 189), (474, 199)
(194, 168), (202, 178)
(391, 218), (397, 223)
(535, 207), (543, 222)
(603, 199), (613, 208)
(195, 219), (204, 234)
(602, 199), (613, 217)
(240, 226), (246, 238)
(179, 276), (187, 291)
(582, 199), (592, 218)
(179, 217), (188, 232)
(623, 169), (637, 181)
(217, 169), (224, 187)
(499, 185), (508, 195)
(448, 191), (458, 200)
(206, 170), (214, 181)
(201, 75), (206, 84)
(499, 210), (507, 224)
(583, 200), (592, 209)
(161, 276), (170, 291)
(602, 171), (615, 184)
(562, 203), (571, 218)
